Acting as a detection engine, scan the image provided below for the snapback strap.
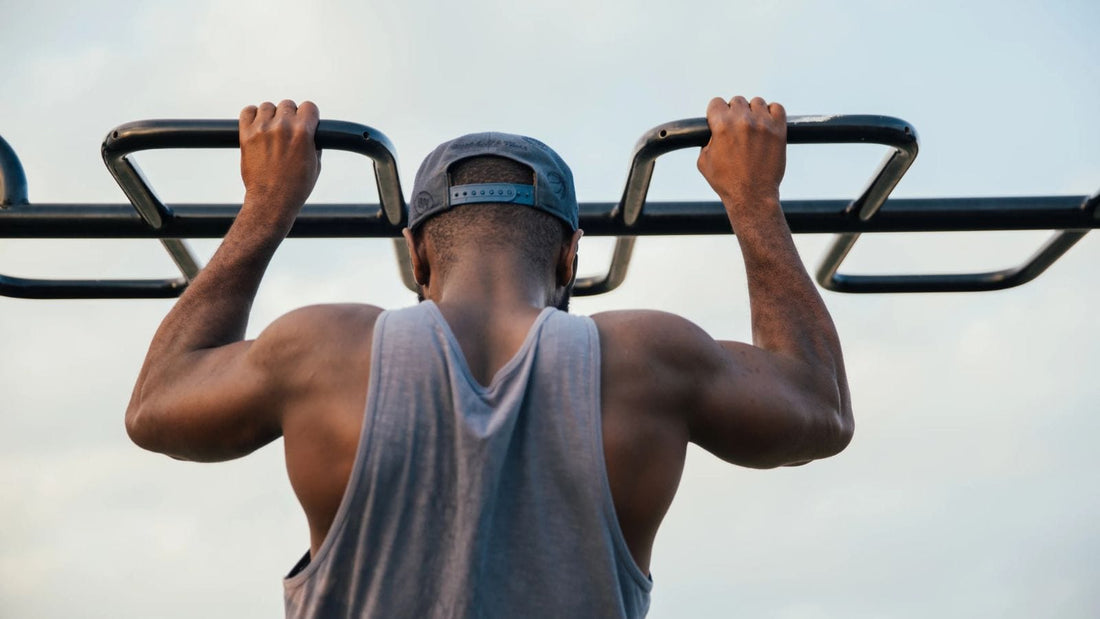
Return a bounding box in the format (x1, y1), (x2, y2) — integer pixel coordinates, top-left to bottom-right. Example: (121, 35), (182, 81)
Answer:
(449, 183), (535, 207)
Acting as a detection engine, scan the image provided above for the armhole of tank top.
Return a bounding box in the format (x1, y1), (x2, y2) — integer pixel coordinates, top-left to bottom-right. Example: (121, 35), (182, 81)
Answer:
(587, 316), (656, 594)
(284, 310), (391, 590)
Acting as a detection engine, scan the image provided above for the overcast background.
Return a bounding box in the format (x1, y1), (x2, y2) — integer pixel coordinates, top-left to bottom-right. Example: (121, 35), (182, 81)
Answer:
(1, 1), (1098, 617)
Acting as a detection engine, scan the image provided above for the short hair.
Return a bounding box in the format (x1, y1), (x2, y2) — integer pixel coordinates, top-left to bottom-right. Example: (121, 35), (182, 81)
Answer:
(420, 156), (571, 275)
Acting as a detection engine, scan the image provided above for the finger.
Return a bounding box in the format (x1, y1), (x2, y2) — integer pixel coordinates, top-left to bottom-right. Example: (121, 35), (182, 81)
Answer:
(749, 97), (768, 114)
(706, 96), (728, 120)
(768, 101), (787, 123)
(276, 99), (297, 117)
(257, 101), (277, 121)
(728, 96), (749, 110)
(704, 97), (731, 140)
(239, 105), (258, 127)
(297, 100), (320, 127)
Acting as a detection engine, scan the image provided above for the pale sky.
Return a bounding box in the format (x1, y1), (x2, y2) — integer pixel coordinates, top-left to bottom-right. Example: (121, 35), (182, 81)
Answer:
(1, 1), (1099, 617)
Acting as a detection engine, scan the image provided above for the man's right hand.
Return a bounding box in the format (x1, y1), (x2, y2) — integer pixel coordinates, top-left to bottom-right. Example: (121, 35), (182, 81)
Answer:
(696, 96), (787, 216)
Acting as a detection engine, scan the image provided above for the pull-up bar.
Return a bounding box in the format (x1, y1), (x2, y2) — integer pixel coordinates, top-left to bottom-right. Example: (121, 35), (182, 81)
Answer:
(0, 116), (1096, 299)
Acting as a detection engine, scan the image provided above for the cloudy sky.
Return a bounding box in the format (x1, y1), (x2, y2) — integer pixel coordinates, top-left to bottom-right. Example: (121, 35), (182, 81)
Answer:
(1, 1), (1098, 617)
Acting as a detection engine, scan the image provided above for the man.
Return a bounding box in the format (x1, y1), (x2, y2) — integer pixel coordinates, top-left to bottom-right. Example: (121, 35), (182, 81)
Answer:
(125, 96), (853, 618)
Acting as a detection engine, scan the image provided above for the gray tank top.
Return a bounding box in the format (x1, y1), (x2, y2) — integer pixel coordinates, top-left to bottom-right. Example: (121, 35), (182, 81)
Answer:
(283, 301), (652, 618)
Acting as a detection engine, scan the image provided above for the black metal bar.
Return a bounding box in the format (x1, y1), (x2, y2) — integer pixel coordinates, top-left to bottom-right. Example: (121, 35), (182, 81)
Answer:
(1, 114), (1095, 299)
(101, 119), (406, 228)
(597, 115), (919, 296)
(618, 115), (918, 226)
(0, 134), (29, 206)
(571, 237), (636, 296)
(1, 196), (1098, 238)
(0, 274), (186, 300)
(820, 230), (1090, 293)
(816, 190), (1099, 293)
(98, 119), (407, 295)
(0, 120), (408, 300)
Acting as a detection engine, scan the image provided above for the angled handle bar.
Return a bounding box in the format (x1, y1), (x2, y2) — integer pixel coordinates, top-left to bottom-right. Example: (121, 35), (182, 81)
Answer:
(101, 119), (405, 300)
(613, 115), (1096, 293)
(589, 115), (919, 296)
(618, 114), (918, 226)
(816, 190), (1100, 292)
(101, 119), (405, 229)
(0, 120), (405, 299)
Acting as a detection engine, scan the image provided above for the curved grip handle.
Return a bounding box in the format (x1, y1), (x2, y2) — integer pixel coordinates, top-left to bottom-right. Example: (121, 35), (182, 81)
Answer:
(594, 114), (919, 297)
(97, 119), (407, 297)
(101, 119), (406, 228)
(619, 115), (918, 226)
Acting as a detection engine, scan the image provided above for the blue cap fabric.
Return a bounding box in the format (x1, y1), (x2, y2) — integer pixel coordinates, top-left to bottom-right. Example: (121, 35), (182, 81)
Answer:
(408, 132), (579, 230)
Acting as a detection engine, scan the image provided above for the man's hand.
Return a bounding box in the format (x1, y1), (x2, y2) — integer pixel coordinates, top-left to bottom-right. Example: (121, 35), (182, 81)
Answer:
(239, 99), (322, 224)
(696, 96), (786, 215)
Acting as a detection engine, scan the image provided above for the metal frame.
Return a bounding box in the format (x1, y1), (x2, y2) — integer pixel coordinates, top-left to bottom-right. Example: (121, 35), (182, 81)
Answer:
(0, 121), (404, 299)
(0, 116), (1096, 299)
(605, 115), (919, 294)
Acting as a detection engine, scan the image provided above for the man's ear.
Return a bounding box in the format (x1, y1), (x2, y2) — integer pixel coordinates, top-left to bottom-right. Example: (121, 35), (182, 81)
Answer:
(556, 229), (584, 288)
(402, 228), (431, 288)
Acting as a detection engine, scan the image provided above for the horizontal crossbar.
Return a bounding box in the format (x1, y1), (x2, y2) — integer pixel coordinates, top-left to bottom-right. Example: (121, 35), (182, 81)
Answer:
(1, 195), (1096, 238)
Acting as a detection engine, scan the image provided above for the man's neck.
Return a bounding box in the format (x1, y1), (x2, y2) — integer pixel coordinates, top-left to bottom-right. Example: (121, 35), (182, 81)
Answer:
(426, 254), (555, 315)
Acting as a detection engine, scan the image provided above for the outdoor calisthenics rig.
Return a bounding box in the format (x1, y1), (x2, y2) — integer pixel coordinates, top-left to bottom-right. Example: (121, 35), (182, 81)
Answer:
(0, 115), (1096, 299)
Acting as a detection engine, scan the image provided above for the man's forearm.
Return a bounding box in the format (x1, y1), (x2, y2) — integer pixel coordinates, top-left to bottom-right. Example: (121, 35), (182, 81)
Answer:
(727, 196), (852, 416)
(154, 202), (290, 350)
(130, 199), (292, 404)
(728, 200), (835, 356)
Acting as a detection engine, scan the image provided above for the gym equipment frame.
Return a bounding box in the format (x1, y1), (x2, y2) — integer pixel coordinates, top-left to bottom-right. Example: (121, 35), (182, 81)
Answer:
(0, 115), (1096, 299)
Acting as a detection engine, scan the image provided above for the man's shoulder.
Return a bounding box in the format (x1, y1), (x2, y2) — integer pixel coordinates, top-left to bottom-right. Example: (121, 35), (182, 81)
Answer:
(270, 303), (385, 335)
(590, 309), (715, 356)
(252, 303), (385, 367)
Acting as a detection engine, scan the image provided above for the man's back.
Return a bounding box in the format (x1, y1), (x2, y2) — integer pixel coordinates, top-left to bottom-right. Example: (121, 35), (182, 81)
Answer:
(272, 300), (702, 580)
(282, 302), (651, 617)
(124, 96), (854, 617)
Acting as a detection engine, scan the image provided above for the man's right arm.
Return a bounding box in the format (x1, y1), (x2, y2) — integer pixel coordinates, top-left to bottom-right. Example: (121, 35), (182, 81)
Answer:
(697, 95), (852, 466)
(598, 96), (853, 469)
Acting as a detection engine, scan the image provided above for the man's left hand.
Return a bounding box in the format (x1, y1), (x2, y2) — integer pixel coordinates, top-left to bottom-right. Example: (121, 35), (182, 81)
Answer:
(238, 99), (322, 221)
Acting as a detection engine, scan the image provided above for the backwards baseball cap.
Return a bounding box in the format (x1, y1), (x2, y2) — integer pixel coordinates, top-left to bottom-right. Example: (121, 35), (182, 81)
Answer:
(408, 132), (579, 231)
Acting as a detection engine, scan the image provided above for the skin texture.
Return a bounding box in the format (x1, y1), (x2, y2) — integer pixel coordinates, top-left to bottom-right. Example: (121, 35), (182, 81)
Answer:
(125, 96), (854, 577)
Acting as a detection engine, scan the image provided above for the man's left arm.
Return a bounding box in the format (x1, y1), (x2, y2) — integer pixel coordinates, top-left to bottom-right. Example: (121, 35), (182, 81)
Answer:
(124, 100), (322, 462)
